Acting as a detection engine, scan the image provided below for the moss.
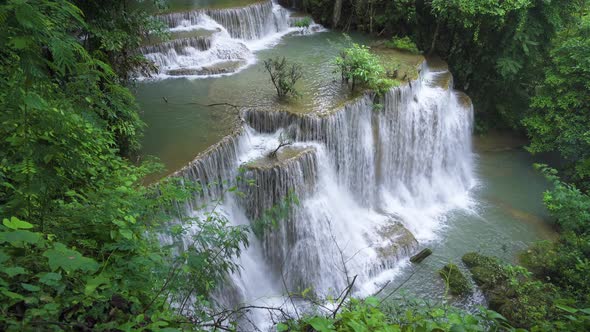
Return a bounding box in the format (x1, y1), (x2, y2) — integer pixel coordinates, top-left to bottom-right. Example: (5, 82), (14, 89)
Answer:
(438, 263), (471, 296)
(461, 252), (508, 289)
(461, 252), (560, 329)
(371, 46), (423, 81)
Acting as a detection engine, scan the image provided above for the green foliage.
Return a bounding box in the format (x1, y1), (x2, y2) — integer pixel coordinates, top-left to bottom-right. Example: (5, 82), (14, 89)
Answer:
(0, 0), (250, 330)
(520, 166), (590, 306)
(252, 191), (299, 238)
(524, 15), (590, 189)
(424, 0), (581, 130)
(294, 16), (312, 28)
(384, 36), (421, 54)
(335, 41), (396, 95)
(73, 0), (168, 80)
(282, 297), (511, 331)
(264, 57), (303, 99)
(439, 263), (472, 296)
(535, 165), (590, 234)
(462, 252), (572, 330)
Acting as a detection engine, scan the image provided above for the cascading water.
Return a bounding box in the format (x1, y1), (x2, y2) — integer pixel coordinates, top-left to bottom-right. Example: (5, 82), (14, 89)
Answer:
(140, 0), (324, 78)
(173, 60), (475, 328)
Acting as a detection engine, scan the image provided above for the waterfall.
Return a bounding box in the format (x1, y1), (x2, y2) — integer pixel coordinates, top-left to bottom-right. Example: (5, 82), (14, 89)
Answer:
(173, 60), (474, 328)
(139, 0), (323, 78)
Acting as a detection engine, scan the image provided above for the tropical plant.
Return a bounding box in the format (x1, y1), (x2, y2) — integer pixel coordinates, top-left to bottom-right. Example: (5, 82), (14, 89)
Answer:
(524, 14), (590, 189)
(385, 36), (421, 54)
(294, 16), (312, 28)
(335, 42), (395, 94)
(264, 57), (303, 99)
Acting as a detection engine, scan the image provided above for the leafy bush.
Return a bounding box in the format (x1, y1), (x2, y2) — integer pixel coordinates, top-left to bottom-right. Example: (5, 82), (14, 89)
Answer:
(335, 41), (396, 95)
(294, 16), (312, 28)
(263, 57), (303, 99)
(520, 166), (590, 304)
(462, 252), (560, 329)
(279, 297), (510, 331)
(385, 36), (421, 54)
(535, 165), (590, 234)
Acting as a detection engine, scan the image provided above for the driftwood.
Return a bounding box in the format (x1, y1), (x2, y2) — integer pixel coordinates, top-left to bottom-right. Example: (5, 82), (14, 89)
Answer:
(410, 248), (432, 263)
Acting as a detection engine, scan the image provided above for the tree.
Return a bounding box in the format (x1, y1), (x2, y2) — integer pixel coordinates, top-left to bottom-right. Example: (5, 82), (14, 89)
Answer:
(263, 57), (303, 99)
(524, 14), (590, 189)
(335, 42), (395, 95)
(269, 133), (293, 159)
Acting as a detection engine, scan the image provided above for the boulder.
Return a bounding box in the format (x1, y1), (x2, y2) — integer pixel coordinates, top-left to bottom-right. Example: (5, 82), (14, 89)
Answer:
(438, 263), (471, 296)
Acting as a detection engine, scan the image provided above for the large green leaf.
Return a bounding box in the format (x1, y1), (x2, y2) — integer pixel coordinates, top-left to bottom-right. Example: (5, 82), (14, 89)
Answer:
(37, 272), (62, 287)
(3, 217), (34, 230)
(84, 274), (110, 295)
(306, 317), (335, 332)
(0, 230), (42, 247)
(3, 266), (28, 277)
(43, 243), (99, 273)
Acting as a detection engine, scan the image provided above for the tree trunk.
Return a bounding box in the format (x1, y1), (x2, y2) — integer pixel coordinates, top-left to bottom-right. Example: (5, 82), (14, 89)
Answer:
(333, 0), (343, 28)
(429, 21), (440, 56)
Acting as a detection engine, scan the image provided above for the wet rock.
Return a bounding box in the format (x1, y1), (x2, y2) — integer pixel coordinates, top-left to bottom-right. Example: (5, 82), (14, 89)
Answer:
(245, 146), (315, 170)
(438, 263), (471, 296)
(375, 221), (418, 261)
(167, 60), (246, 76)
(366, 220), (418, 278)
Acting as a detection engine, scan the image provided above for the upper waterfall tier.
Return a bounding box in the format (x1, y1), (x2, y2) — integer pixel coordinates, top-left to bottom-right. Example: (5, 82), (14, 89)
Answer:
(159, 1), (289, 40)
(140, 0), (323, 78)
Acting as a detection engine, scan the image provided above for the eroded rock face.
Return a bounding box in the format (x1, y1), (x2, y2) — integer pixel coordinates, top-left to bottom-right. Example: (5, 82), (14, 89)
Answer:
(367, 220), (418, 277)
(239, 147), (318, 281)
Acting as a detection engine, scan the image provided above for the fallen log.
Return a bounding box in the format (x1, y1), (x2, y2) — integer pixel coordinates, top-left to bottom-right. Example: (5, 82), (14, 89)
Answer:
(410, 248), (432, 263)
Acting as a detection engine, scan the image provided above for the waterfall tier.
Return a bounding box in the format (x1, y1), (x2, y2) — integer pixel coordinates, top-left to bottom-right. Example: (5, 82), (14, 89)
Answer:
(173, 59), (474, 326)
(139, 0), (323, 78)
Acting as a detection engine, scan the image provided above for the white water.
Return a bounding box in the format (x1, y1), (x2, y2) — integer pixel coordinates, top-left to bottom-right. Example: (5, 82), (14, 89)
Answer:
(173, 63), (475, 328)
(140, 0), (325, 79)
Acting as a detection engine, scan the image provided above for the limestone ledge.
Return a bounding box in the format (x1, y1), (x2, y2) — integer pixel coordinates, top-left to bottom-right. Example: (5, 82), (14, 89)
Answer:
(244, 146), (316, 170)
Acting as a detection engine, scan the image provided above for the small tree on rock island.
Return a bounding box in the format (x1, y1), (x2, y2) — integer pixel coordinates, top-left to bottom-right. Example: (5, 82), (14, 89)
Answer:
(335, 42), (394, 94)
(264, 57), (303, 99)
(269, 133), (293, 159)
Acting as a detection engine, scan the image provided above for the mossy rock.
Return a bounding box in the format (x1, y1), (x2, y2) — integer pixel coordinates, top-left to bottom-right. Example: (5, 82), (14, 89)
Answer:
(438, 263), (471, 296)
(461, 252), (559, 329)
(461, 252), (508, 289)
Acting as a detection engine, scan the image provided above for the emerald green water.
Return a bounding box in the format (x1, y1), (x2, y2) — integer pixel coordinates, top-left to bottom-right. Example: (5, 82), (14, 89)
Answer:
(136, 32), (378, 176)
